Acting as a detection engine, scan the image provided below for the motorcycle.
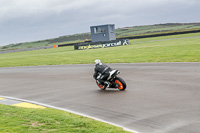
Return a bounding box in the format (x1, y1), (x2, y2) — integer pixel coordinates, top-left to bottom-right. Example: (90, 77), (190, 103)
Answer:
(96, 70), (126, 91)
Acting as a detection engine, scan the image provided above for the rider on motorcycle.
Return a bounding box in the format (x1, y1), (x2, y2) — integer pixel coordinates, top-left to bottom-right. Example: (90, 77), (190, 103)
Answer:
(93, 59), (112, 87)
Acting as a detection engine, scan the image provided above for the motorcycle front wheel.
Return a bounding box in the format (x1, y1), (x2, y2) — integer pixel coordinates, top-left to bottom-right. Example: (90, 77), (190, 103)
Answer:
(114, 77), (126, 91)
(96, 81), (106, 90)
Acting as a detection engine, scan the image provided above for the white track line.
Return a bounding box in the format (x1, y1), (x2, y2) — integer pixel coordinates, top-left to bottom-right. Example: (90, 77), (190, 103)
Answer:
(0, 95), (139, 133)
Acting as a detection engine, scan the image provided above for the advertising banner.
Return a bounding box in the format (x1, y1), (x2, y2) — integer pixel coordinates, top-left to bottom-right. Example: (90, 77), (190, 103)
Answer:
(74, 39), (129, 50)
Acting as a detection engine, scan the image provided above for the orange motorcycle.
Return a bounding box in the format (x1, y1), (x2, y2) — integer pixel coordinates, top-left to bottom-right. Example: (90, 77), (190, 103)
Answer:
(96, 70), (126, 91)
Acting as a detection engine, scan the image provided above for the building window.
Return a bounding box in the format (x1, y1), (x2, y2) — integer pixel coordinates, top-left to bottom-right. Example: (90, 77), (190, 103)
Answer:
(94, 28), (97, 33)
(94, 27), (106, 34)
(110, 26), (114, 32)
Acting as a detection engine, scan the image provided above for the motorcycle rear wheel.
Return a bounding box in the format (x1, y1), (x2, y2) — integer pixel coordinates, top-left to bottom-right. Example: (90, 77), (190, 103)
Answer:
(114, 77), (126, 91)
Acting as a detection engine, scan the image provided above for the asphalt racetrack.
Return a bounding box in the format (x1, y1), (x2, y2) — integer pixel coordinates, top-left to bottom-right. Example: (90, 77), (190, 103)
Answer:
(0, 63), (200, 133)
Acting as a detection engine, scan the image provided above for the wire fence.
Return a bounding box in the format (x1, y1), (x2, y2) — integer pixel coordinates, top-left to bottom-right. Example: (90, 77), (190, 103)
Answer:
(0, 46), (53, 54)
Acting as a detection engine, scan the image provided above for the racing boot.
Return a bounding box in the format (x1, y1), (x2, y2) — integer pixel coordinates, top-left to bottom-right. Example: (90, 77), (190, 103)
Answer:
(97, 80), (103, 86)
(104, 81), (111, 88)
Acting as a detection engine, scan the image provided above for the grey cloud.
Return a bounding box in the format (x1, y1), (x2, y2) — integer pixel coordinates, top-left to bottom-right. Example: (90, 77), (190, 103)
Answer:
(0, 0), (200, 45)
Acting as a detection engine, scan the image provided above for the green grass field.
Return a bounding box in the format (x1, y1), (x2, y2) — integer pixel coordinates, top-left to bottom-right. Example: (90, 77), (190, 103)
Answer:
(116, 23), (200, 36)
(0, 33), (200, 67)
(0, 104), (130, 133)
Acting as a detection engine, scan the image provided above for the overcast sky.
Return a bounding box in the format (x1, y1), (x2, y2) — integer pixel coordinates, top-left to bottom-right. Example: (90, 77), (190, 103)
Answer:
(0, 0), (200, 46)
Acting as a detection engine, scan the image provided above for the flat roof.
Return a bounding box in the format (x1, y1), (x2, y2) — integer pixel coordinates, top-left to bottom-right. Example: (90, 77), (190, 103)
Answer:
(90, 24), (114, 28)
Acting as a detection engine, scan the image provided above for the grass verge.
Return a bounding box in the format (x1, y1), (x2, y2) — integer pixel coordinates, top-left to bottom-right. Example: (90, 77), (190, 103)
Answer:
(0, 104), (131, 133)
(0, 33), (199, 67)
